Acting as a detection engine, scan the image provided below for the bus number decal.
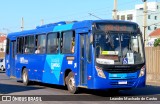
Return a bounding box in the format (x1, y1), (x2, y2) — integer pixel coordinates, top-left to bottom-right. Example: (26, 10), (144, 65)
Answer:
(68, 61), (73, 65)
(20, 57), (28, 64)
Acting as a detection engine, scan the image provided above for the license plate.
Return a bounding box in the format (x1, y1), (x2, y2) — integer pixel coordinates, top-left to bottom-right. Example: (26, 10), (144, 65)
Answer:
(118, 81), (127, 84)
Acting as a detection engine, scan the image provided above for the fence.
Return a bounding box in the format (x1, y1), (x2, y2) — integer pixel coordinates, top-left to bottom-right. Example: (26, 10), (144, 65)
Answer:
(0, 52), (5, 58)
(145, 47), (160, 85)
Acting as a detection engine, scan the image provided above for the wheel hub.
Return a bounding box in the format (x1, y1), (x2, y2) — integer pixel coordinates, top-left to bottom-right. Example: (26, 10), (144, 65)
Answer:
(23, 72), (27, 82)
(69, 77), (75, 90)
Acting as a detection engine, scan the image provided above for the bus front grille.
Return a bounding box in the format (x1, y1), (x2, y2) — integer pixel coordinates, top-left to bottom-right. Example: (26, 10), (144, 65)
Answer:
(110, 81), (134, 87)
(106, 69), (137, 73)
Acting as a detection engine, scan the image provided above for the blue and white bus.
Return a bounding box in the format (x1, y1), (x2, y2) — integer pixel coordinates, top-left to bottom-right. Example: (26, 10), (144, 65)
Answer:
(5, 20), (146, 93)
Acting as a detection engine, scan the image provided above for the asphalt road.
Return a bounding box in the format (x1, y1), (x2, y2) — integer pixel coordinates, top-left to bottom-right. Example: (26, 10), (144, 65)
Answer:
(0, 71), (160, 104)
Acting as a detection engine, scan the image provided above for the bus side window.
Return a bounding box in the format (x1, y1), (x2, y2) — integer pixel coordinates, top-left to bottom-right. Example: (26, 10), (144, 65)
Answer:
(6, 38), (10, 54)
(47, 32), (59, 54)
(86, 35), (91, 62)
(24, 35), (34, 54)
(61, 31), (75, 54)
(71, 36), (75, 53)
(35, 45), (40, 54)
(35, 34), (46, 54)
(17, 37), (24, 54)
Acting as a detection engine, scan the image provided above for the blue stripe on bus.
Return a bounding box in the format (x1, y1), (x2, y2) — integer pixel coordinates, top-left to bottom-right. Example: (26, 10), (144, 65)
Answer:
(109, 73), (137, 79)
(43, 54), (64, 84)
(53, 23), (74, 32)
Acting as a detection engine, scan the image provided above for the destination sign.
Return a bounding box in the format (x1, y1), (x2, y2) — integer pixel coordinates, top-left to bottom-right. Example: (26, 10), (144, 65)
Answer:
(96, 23), (136, 32)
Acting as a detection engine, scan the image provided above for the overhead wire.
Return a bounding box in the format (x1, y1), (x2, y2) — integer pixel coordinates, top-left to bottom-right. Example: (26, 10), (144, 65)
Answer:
(3, 0), (159, 32)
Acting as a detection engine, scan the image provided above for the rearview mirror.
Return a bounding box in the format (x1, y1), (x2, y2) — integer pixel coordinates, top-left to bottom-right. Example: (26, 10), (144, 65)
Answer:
(90, 34), (93, 44)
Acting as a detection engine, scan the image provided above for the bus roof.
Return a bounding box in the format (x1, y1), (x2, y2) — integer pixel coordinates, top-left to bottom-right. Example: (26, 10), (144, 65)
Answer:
(7, 20), (138, 40)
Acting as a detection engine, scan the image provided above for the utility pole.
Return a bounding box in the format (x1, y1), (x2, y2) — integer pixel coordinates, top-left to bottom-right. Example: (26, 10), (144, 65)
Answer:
(21, 17), (24, 31)
(41, 19), (44, 25)
(143, 0), (147, 47)
(113, 0), (118, 20)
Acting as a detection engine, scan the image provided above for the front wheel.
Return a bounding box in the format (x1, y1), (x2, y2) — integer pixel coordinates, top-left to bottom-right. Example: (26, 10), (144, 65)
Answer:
(66, 72), (78, 94)
(22, 68), (29, 86)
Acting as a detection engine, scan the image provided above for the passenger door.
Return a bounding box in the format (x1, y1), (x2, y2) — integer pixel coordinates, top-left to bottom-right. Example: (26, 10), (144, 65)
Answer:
(79, 34), (88, 86)
(10, 41), (16, 77)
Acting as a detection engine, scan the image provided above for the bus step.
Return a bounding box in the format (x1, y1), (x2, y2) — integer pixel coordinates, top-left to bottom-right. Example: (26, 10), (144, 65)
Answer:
(78, 86), (88, 88)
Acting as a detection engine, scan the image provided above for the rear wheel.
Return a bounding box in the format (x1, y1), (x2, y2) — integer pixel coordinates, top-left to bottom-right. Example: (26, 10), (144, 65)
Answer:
(22, 68), (29, 86)
(66, 72), (78, 94)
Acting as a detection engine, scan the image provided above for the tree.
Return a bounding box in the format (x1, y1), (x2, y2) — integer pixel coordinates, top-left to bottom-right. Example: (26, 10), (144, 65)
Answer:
(154, 38), (160, 47)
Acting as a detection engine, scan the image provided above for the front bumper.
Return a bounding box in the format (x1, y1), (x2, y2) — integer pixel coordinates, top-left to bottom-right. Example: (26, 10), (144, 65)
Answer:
(92, 75), (145, 89)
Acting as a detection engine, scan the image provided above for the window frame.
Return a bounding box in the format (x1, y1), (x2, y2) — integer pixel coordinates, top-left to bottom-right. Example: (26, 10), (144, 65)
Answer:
(148, 26), (151, 30)
(46, 32), (60, 54)
(148, 15), (151, 19)
(24, 35), (35, 54)
(61, 30), (75, 54)
(155, 16), (157, 20)
(154, 27), (157, 30)
(117, 15), (119, 20)
(35, 33), (47, 54)
(86, 34), (91, 63)
(121, 15), (125, 20)
(17, 36), (24, 54)
(6, 38), (10, 55)
(127, 14), (133, 20)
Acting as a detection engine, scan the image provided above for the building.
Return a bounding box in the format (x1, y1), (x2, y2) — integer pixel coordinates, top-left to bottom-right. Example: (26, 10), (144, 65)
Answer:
(147, 28), (160, 46)
(0, 32), (6, 52)
(117, 2), (160, 46)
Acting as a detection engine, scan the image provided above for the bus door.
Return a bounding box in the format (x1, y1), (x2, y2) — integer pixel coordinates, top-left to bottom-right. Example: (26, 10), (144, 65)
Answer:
(10, 40), (16, 77)
(79, 34), (88, 85)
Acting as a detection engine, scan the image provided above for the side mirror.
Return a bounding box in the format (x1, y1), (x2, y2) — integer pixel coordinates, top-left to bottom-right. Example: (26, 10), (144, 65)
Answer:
(90, 34), (93, 45)
(90, 34), (96, 48)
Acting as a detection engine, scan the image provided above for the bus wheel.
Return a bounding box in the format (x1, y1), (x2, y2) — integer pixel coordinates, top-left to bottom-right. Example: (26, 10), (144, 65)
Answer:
(22, 68), (29, 86)
(66, 72), (78, 94)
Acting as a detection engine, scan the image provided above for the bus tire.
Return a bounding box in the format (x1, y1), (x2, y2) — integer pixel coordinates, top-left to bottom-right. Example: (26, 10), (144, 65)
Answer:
(22, 68), (29, 86)
(66, 72), (78, 94)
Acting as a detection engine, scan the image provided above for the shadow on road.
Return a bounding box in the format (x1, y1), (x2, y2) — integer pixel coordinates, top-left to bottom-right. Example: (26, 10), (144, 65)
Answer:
(76, 85), (160, 97)
(31, 81), (67, 91)
(0, 71), (5, 73)
(0, 83), (43, 94)
(26, 81), (160, 97)
(1, 71), (160, 96)
(126, 85), (160, 96)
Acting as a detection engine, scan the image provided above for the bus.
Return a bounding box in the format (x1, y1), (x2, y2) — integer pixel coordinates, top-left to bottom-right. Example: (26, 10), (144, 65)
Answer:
(5, 20), (146, 94)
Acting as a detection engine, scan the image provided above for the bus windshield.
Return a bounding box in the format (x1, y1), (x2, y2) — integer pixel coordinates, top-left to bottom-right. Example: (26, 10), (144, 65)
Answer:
(95, 31), (145, 65)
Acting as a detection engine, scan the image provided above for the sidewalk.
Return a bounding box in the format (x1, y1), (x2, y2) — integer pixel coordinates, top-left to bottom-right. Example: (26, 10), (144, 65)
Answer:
(146, 81), (160, 86)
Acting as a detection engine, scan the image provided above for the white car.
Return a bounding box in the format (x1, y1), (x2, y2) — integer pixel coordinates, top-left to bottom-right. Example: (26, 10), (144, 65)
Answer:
(0, 58), (5, 71)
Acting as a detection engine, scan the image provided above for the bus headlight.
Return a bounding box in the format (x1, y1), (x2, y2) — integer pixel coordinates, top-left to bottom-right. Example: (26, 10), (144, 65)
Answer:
(95, 66), (106, 79)
(139, 65), (145, 77)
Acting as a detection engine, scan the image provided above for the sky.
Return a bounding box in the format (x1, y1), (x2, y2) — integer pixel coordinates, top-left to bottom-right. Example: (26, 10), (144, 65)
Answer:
(0, 0), (159, 33)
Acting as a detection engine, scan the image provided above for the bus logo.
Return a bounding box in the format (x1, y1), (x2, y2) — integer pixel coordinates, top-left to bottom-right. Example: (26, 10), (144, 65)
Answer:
(51, 63), (60, 69)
